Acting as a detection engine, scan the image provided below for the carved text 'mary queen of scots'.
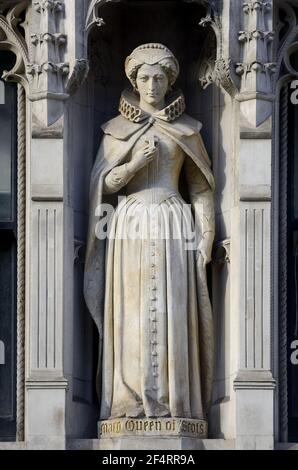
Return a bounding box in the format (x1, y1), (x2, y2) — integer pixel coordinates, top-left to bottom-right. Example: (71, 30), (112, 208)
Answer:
(84, 44), (215, 426)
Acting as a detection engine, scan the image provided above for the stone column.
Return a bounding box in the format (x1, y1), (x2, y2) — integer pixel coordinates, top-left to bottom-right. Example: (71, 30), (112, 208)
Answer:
(233, 0), (276, 450)
(24, 0), (89, 449)
(25, 0), (68, 450)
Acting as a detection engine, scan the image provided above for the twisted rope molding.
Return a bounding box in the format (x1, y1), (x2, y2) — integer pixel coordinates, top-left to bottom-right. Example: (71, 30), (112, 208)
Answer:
(279, 85), (288, 443)
(16, 84), (26, 442)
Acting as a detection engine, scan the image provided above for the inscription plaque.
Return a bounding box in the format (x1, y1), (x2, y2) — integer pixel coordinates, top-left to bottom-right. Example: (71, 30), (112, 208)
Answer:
(98, 418), (207, 439)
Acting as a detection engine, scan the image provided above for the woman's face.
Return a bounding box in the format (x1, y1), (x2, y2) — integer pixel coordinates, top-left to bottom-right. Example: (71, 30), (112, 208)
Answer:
(136, 64), (169, 107)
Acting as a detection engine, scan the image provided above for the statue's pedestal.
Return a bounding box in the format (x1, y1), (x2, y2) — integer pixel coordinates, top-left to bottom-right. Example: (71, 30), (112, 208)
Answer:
(96, 436), (207, 450)
(97, 418), (207, 450)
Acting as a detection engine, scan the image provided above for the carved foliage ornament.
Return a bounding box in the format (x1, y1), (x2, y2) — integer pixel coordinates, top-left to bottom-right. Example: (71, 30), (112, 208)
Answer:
(195, 0), (238, 96)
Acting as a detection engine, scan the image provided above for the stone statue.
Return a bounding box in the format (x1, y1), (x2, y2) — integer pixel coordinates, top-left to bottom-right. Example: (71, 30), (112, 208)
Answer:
(84, 44), (215, 428)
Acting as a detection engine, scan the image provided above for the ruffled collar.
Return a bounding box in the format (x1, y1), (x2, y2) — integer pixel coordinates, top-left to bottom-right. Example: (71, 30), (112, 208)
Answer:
(119, 90), (186, 123)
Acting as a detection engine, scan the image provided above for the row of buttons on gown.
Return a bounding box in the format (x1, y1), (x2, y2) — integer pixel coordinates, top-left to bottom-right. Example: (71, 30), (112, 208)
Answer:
(148, 149), (159, 391)
(150, 237), (158, 391)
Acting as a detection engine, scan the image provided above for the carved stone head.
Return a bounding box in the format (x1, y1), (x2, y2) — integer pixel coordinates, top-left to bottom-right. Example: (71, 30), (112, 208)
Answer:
(125, 43), (180, 93)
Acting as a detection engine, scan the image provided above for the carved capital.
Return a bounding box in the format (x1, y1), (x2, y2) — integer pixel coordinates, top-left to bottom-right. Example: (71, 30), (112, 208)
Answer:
(237, 0), (274, 126)
(30, 32), (66, 47)
(236, 61), (276, 77)
(33, 0), (63, 15)
(27, 61), (69, 76)
(243, 1), (272, 14)
(238, 30), (274, 43)
(238, 0), (274, 94)
(28, 0), (71, 129)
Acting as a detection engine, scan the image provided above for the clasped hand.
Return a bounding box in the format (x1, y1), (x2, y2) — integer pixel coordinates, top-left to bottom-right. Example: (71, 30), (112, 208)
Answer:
(128, 136), (159, 173)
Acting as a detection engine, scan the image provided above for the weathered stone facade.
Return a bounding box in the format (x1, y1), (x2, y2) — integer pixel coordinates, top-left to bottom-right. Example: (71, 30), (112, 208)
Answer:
(0, 0), (297, 450)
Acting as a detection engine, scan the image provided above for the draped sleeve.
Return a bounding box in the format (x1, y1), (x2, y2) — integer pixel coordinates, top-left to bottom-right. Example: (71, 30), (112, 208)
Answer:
(184, 152), (215, 253)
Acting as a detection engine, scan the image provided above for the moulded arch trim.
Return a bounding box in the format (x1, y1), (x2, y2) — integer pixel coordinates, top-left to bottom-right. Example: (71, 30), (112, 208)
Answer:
(284, 42), (298, 77)
(85, 0), (215, 34)
(85, 0), (237, 97)
(272, 0), (298, 445)
(274, 0), (298, 84)
(0, 1), (29, 91)
(85, 0), (122, 32)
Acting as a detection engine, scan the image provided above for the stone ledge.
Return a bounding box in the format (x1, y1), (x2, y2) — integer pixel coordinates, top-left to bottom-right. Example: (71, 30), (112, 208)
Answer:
(234, 370), (276, 390)
(0, 442), (27, 450)
(4, 439), (297, 451)
(67, 438), (235, 451)
(275, 443), (298, 450)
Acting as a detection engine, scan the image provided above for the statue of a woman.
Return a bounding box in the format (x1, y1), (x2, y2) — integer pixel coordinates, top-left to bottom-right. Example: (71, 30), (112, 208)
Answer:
(84, 44), (215, 422)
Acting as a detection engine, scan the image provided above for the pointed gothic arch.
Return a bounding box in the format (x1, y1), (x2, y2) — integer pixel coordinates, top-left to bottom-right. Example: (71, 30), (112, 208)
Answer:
(85, 0), (237, 97)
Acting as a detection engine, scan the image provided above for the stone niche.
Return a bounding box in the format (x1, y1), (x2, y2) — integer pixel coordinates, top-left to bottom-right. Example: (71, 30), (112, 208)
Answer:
(64, 0), (231, 442)
(89, 0), (214, 153)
